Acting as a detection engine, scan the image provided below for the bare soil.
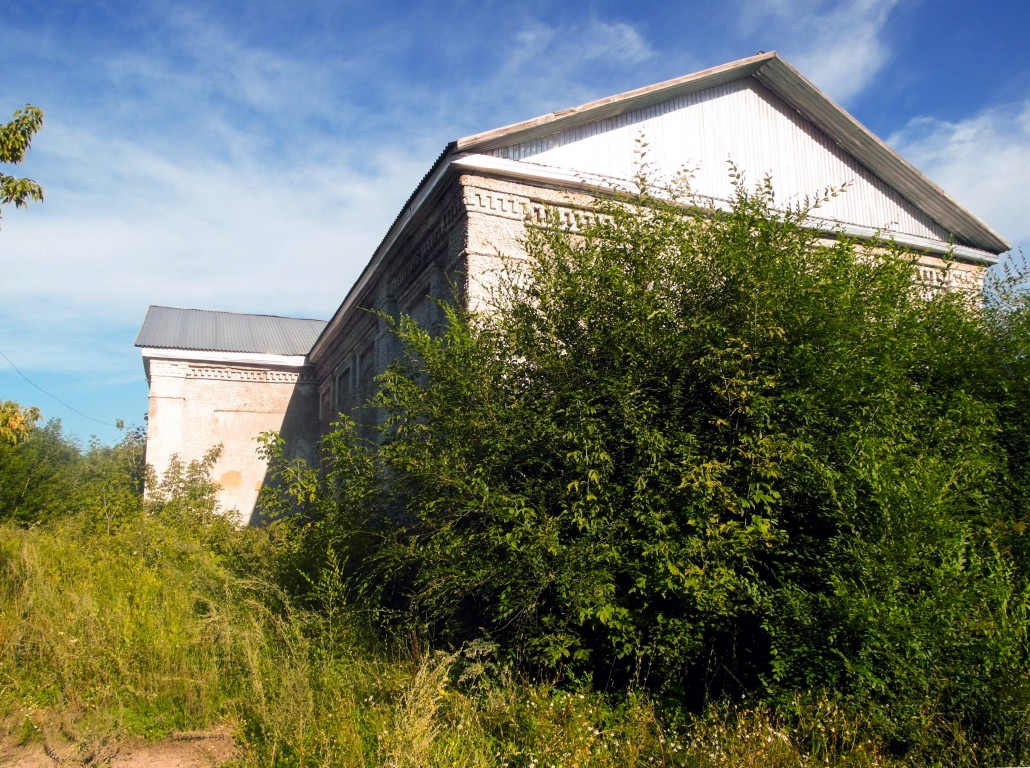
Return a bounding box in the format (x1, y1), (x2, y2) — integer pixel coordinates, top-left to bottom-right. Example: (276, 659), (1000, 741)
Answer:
(0, 727), (239, 767)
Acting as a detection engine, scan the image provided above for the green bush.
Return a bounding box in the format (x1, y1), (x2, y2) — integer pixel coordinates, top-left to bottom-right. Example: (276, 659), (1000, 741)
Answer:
(0, 419), (80, 523)
(267, 170), (1030, 762)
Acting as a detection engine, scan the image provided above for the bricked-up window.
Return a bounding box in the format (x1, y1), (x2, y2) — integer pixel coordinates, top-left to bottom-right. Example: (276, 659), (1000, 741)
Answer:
(335, 367), (350, 413)
(359, 349), (375, 402)
(319, 385), (332, 426)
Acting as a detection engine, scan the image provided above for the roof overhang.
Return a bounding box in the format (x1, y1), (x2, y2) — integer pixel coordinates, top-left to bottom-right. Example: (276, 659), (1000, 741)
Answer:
(139, 346), (311, 385)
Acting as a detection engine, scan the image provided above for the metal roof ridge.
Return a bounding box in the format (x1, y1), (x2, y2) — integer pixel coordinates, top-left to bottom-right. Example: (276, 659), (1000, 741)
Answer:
(143, 304), (328, 324)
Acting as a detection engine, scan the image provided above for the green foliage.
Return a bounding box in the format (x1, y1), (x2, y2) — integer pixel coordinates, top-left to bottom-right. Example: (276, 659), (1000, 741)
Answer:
(272, 168), (1030, 762)
(0, 454), (228, 734)
(0, 443), (306, 743)
(0, 482), (971, 768)
(0, 419), (150, 525)
(234, 638), (911, 767)
(0, 418), (81, 523)
(0, 105), (44, 223)
(0, 400), (40, 445)
(0, 396), (1022, 765)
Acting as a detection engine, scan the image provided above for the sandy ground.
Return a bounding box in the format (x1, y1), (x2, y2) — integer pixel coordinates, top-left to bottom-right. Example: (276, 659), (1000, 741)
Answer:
(0, 727), (239, 767)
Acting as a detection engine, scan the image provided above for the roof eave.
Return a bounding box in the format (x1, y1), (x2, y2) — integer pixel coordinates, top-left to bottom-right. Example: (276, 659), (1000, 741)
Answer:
(309, 143), (460, 361)
(139, 347), (311, 368)
(751, 57), (1010, 255)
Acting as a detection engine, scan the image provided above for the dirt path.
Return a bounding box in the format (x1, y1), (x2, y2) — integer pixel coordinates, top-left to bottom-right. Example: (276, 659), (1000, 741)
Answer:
(0, 727), (239, 767)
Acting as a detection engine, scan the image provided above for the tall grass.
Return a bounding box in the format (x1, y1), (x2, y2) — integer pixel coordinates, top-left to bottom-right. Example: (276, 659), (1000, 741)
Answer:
(0, 499), (1015, 766)
(0, 503), (264, 737)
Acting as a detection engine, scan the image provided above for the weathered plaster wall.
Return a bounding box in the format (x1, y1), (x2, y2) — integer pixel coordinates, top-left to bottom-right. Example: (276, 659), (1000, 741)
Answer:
(461, 173), (989, 302)
(461, 173), (600, 311)
(312, 172), (608, 433)
(144, 358), (319, 524)
(914, 253), (985, 293)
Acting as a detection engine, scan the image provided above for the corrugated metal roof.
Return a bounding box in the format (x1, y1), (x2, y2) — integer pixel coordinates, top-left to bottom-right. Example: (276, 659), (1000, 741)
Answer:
(135, 306), (327, 355)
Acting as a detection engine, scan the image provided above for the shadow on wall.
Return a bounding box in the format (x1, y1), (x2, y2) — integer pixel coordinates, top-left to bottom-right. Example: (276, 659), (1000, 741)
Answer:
(247, 376), (321, 526)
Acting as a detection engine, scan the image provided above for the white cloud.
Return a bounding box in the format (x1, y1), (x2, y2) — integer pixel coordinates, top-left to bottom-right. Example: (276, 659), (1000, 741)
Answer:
(736, 0), (899, 104)
(575, 19), (655, 67)
(0, 114), (431, 372)
(508, 18), (653, 71)
(99, 25), (345, 160)
(888, 101), (1030, 251)
(472, 18), (656, 123)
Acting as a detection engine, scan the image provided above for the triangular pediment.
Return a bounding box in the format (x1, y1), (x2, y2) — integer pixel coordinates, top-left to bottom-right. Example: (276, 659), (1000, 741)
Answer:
(311, 54), (1008, 363)
(455, 53), (1008, 258)
(479, 78), (949, 246)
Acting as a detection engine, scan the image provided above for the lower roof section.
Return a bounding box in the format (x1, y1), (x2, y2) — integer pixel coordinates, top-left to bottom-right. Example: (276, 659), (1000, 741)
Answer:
(136, 305), (327, 357)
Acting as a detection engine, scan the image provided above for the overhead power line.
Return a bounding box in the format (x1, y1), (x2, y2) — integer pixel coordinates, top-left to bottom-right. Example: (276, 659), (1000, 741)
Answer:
(0, 349), (121, 428)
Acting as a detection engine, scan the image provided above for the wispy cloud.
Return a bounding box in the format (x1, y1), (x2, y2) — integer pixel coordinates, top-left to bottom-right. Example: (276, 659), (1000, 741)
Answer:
(888, 100), (1030, 250)
(460, 17), (656, 128)
(98, 12), (350, 161)
(736, 0), (900, 104)
(2, 121), (429, 317)
(0, 14), (435, 377)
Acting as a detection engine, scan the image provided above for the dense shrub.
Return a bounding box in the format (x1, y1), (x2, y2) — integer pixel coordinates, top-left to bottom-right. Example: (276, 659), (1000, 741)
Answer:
(263, 169), (1030, 761)
(0, 419), (81, 523)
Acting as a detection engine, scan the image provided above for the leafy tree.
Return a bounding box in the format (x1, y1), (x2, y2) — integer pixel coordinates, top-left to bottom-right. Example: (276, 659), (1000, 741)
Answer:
(0, 417), (150, 526)
(0, 105), (44, 224)
(72, 426), (151, 528)
(267, 170), (1030, 760)
(0, 400), (40, 445)
(0, 417), (80, 523)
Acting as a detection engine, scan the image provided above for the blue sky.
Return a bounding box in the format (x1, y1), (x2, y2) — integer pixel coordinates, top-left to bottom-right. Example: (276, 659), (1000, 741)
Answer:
(1, 0), (1028, 445)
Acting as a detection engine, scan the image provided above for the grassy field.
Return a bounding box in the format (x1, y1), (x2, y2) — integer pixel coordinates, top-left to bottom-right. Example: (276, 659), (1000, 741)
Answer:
(0, 497), (998, 768)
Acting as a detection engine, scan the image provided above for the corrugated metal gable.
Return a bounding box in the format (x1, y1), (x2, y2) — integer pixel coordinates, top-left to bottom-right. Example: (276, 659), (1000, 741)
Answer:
(135, 306), (327, 355)
(453, 52), (1008, 256)
(486, 78), (951, 246)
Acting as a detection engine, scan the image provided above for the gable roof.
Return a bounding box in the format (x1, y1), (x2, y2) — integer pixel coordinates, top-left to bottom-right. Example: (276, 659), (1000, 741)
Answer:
(455, 52), (1008, 255)
(310, 53), (1010, 361)
(136, 305), (327, 356)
